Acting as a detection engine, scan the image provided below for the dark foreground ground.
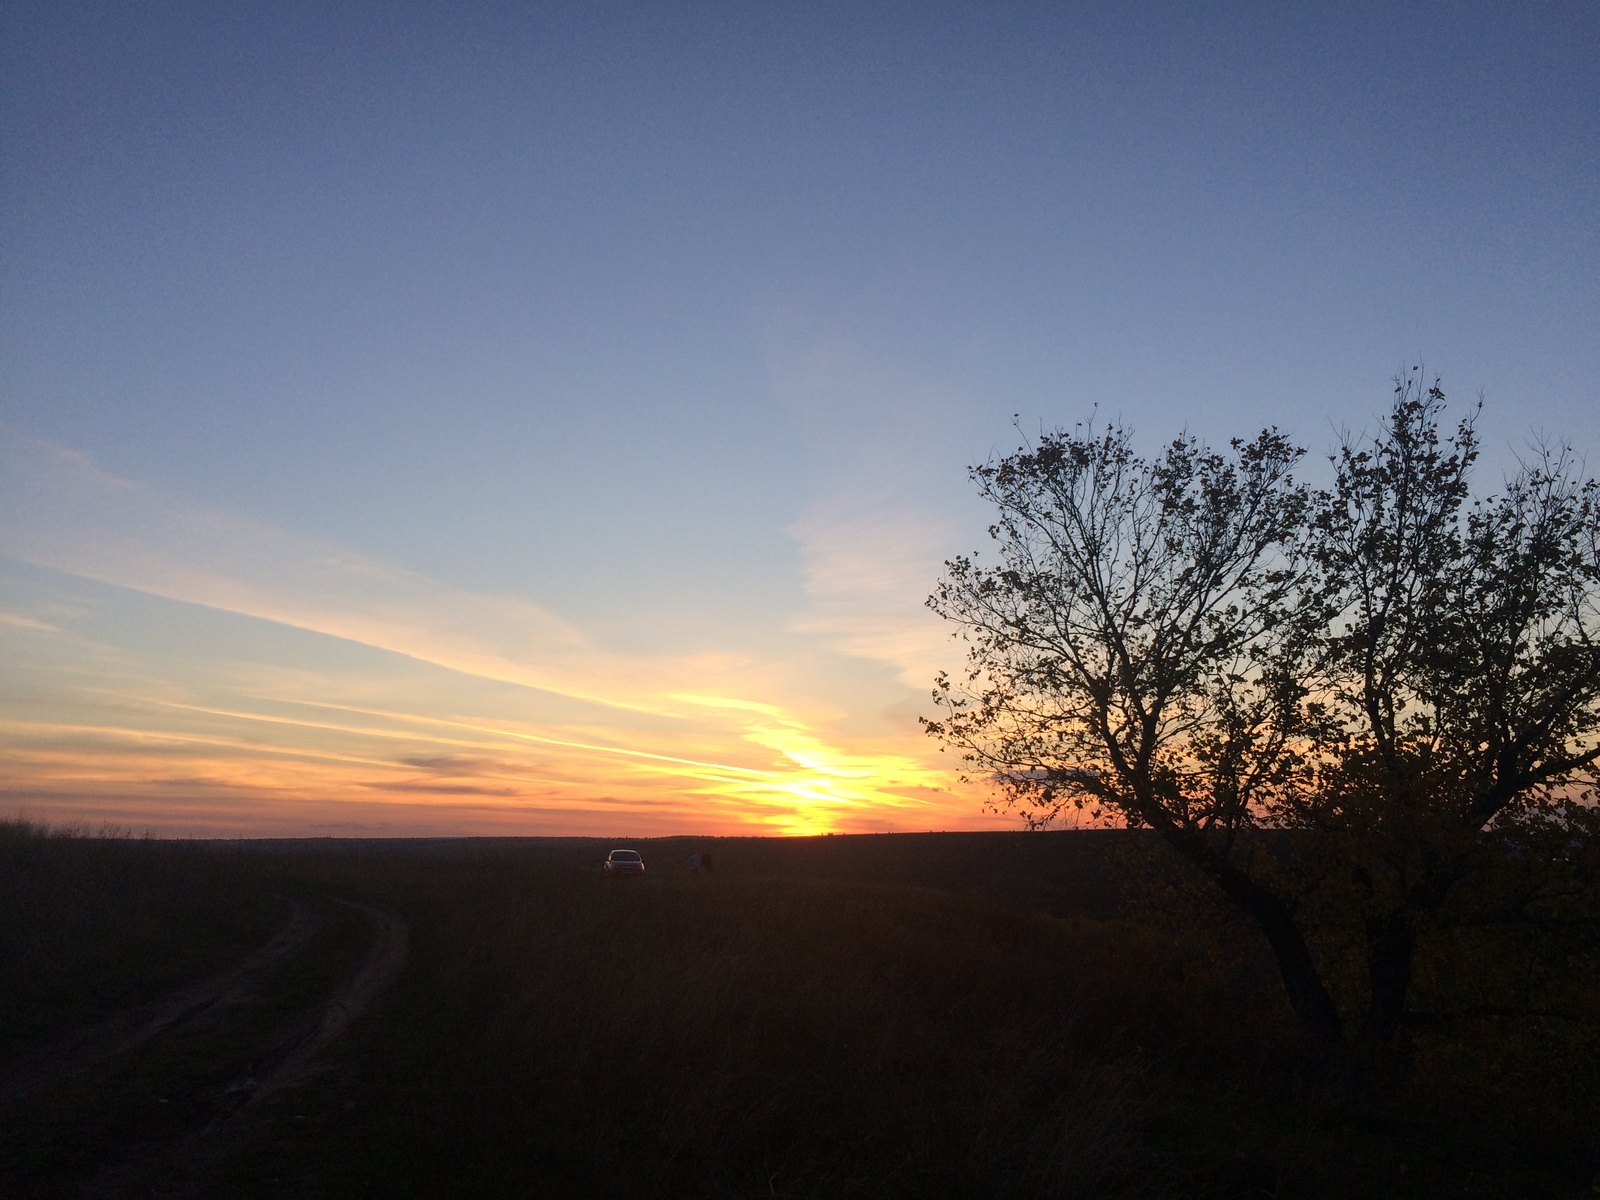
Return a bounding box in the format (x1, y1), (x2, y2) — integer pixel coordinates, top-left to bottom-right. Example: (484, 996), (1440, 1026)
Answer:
(1, 824), (1594, 1198)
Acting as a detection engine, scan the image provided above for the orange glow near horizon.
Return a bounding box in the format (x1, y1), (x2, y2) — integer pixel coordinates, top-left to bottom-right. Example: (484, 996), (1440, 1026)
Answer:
(0, 605), (1001, 837)
(0, 703), (989, 838)
(0, 434), (1010, 839)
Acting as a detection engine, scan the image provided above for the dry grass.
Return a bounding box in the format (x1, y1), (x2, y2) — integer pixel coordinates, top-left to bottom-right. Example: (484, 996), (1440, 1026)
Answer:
(0, 819), (284, 1058)
(2, 828), (1596, 1197)
(245, 861), (1225, 1198)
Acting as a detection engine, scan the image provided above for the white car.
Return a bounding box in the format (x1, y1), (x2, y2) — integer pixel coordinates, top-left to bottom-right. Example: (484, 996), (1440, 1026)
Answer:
(603, 849), (645, 876)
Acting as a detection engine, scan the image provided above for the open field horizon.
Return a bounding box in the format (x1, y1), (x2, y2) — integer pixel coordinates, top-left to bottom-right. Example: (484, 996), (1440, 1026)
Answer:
(5, 821), (1596, 1197)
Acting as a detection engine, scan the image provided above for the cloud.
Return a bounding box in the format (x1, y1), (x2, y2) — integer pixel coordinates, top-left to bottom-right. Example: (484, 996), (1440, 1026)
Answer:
(764, 338), (983, 691)
(0, 609), (59, 633)
(366, 781), (523, 797)
(0, 430), (822, 721)
(0, 428), (996, 835)
(399, 754), (500, 773)
(787, 488), (961, 689)
(0, 429), (625, 705)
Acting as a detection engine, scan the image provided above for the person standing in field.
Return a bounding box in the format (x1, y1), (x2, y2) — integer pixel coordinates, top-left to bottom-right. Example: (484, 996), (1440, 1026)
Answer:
(688, 851), (700, 873)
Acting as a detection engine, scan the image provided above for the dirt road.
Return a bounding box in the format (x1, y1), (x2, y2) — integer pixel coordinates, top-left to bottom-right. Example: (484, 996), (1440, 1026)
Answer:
(0, 900), (322, 1104)
(0, 896), (409, 1198)
(230, 898), (410, 1112)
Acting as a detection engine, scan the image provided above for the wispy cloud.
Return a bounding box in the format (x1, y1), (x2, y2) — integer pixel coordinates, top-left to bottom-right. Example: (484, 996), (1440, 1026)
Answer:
(368, 780), (523, 797)
(788, 488), (961, 689)
(767, 336), (984, 691)
(0, 429), (625, 709)
(0, 609), (59, 633)
(0, 428), (996, 835)
(399, 754), (501, 773)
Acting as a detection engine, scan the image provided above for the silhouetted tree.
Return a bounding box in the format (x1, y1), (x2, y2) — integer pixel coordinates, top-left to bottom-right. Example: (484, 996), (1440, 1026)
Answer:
(1304, 377), (1600, 1039)
(927, 376), (1600, 1050)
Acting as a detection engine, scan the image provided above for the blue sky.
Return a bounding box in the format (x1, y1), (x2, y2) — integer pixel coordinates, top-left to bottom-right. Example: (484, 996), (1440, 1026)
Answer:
(2, 3), (1596, 834)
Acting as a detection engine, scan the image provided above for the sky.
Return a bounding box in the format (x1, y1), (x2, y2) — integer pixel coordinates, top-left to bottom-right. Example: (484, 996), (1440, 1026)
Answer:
(2, 3), (1596, 837)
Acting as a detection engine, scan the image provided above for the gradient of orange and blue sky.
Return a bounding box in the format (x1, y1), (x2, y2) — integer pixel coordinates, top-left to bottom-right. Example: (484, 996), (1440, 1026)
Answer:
(2, 4), (1597, 836)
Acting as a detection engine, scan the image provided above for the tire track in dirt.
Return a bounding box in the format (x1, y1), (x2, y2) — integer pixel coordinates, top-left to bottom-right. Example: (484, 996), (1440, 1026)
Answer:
(216, 898), (410, 1115)
(0, 900), (321, 1104)
(73, 900), (410, 1199)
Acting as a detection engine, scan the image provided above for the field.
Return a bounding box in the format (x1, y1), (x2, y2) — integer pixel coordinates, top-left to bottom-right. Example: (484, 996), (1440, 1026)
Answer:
(1, 822), (1594, 1198)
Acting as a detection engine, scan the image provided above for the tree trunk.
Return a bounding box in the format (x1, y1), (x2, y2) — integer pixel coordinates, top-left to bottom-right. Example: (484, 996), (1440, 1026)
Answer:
(1364, 911), (1416, 1041)
(1163, 831), (1345, 1052)
(1228, 874), (1346, 1054)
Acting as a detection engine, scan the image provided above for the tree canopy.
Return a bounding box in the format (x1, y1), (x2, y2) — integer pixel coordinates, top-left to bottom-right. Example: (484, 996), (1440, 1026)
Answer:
(927, 376), (1600, 1050)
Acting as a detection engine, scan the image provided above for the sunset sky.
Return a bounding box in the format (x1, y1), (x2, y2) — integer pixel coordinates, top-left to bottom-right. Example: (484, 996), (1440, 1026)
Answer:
(3, 4), (1596, 836)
